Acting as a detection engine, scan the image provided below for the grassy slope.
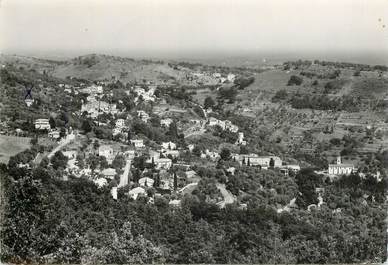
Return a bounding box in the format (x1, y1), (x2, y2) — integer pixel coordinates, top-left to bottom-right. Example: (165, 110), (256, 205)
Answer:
(0, 135), (31, 163)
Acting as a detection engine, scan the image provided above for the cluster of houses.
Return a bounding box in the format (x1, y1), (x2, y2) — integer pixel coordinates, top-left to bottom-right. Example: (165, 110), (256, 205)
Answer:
(112, 118), (128, 138)
(80, 85), (118, 118)
(34, 118), (61, 139)
(236, 132), (247, 146)
(137, 110), (150, 123)
(208, 117), (239, 133)
(231, 153), (283, 169)
(132, 85), (156, 102)
(25, 79), (366, 210)
(190, 71), (236, 84)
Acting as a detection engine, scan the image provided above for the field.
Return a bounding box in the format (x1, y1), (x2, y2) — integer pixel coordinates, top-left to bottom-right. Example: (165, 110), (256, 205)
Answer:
(0, 135), (31, 163)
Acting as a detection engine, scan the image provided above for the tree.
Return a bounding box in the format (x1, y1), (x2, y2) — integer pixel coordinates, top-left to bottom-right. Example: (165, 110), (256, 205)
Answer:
(81, 119), (93, 133)
(133, 155), (146, 171)
(50, 151), (68, 170)
(269, 158), (275, 168)
(30, 137), (38, 146)
(167, 122), (179, 140)
(173, 172), (178, 191)
(99, 156), (109, 169)
(220, 148), (231, 161)
(59, 128), (66, 138)
(192, 146), (202, 157)
(87, 154), (100, 171)
(80, 222), (162, 264)
(204, 96), (215, 109)
(49, 116), (56, 128)
(287, 75), (303, 86)
(112, 154), (126, 170)
(295, 168), (322, 208)
(93, 140), (100, 150)
(240, 145), (249, 154)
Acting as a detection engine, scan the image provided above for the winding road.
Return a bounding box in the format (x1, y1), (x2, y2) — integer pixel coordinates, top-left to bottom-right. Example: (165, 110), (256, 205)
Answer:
(47, 133), (76, 159)
(216, 183), (236, 208)
(118, 159), (131, 187)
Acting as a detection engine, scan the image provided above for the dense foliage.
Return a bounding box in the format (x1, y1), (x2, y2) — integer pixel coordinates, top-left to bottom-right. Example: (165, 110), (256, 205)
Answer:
(1, 159), (386, 264)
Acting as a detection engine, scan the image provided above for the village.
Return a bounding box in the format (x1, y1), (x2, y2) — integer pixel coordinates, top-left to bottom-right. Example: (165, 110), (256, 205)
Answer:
(3, 70), (381, 214)
(1, 0), (388, 262)
(0, 52), (386, 264)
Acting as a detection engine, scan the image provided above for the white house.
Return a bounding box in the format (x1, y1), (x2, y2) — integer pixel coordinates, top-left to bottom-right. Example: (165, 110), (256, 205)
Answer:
(202, 149), (220, 161)
(128, 187), (146, 200)
(236, 132), (246, 145)
(134, 86), (156, 102)
(98, 145), (114, 161)
(225, 120), (239, 133)
(63, 150), (77, 160)
(115, 119), (126, 128)
(25, 98), (34, 107)
(227, 167), (236, 175)
(328, 156), (355, 176)
(227, 73), (236, 82)
(137, 111), (150, 123)
(155, 158), (172, 170)
(208, 117), (225, 129)
(124, 150), (136, 159)
(130, 139), (144, 148)
(161, 118), (173, 127)
(112, 127), (122, 136)
(280, 165), (301, 176)
(35, 119), (51, 130)
(188, 144), (195, 152)
(101, 168), (116, 179)
(208, 117), (238, 132)
(163, 149), (180, 158)
(169, 199), (181, 207)
(233, 154), (282, 168)
(48, 129), (60, 139)
(139, 177), (155, 187)
(162, 141), (177, 150)
(94, 178), (108, 188)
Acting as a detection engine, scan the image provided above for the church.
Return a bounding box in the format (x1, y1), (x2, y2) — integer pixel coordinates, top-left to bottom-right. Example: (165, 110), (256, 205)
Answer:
(328, 156), (355, 176)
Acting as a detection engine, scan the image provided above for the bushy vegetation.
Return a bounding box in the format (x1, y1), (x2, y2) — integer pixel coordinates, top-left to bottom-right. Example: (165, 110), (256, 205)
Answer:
(287, 75), (303, 86)
(1, 161), (386, 264)
(233, 76), (255, 90)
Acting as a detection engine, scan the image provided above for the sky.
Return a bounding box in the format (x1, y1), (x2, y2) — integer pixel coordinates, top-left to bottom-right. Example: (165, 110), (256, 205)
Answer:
(0, 0), (387, 62)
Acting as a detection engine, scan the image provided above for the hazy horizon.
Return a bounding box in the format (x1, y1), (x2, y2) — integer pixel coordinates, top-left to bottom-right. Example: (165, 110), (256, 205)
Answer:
(1, 0), (387, 65)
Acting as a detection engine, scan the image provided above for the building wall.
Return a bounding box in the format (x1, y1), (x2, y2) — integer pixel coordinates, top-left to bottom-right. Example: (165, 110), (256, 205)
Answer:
(328, 165), (353, 175)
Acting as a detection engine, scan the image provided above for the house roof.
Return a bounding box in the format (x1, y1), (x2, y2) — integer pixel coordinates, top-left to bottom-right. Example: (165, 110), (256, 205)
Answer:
(139, 177), (154, 187)
(156, 158), (172, 163)
(94, 178), (108, 188)
(99, 145), (113, 151)
(329, 163), (354, 167)
(102, 168), (116, 176)
(128, 187), (146, 195)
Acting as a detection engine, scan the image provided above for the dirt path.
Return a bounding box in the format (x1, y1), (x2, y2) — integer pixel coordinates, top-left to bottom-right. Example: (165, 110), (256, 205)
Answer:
(47, 133), (75, 159)
(216, 183), (236, 208)
(179, 182), (198, 194)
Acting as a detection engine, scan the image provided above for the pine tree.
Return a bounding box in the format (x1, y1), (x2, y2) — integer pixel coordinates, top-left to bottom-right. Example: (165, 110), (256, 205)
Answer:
(173, 172), (178, 191)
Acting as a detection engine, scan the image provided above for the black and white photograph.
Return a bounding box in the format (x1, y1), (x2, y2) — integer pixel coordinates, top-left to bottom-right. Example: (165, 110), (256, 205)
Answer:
(0, 0), (387, 264)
